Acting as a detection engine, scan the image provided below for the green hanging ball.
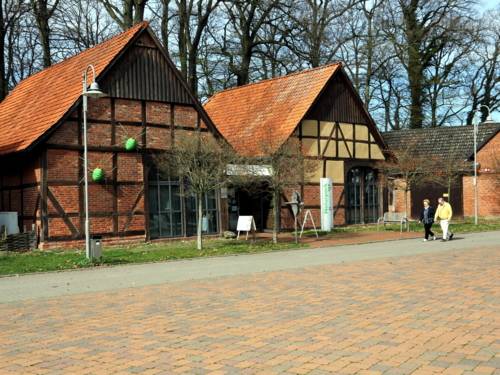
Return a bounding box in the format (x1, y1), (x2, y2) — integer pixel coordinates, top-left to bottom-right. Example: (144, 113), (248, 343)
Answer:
(125, 137), (138, 151)
(92, 168), (105, 182)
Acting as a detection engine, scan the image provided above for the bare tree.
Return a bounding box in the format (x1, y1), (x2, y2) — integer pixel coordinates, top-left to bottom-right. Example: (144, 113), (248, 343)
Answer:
(378, 141), (434, 218)
(52, 0), (116, 58)
(7, 12), (40, 86)
(427, 144), (471, 199)
(221, 0), (282, 86)
(159, 0), (172, 50)
(257, 137), (316, 244)
(99, 0), (148, 30)
(465, 11), (500, 124)
(384, 0), (476, 128)
(1, 0), (26, 100)
(174, 0), (221, 95)
(284, 0), (358, 68)
(154, 132), (239, 250)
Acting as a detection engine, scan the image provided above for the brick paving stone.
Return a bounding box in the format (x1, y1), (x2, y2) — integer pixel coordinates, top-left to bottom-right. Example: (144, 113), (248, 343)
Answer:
(0, 246), (499, 374)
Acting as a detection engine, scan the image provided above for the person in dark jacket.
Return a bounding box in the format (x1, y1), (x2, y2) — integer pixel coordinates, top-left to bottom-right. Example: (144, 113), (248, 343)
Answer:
(419, 199), (436, 241)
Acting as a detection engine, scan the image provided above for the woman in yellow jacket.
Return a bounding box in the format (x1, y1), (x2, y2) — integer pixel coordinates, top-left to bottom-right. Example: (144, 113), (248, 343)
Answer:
(434, 198), (454, 241)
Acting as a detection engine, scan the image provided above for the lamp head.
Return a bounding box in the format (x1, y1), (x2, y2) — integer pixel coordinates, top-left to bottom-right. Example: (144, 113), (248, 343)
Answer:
(478, 105), (495, 124)
(85, 81), (107, 98)
(482, 114), (495, 124)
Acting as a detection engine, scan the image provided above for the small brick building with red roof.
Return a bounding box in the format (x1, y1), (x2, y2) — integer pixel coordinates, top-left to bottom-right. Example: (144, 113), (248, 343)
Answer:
(0, 22), (222, 248)
(205, 64), (389, 230)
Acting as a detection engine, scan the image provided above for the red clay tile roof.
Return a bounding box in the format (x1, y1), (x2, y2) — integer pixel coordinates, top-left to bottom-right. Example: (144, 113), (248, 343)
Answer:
(204, 63), (341, 156)
(0, 22), (148, 155)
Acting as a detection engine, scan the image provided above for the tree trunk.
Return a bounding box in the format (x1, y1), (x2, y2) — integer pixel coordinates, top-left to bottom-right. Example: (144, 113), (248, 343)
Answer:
(177, 0), (188, 79)
(403, 0), (424, 129)
(364, 12), (373, 107)
(133, 0), (147, 24)
(188, 53), (198, 96)
(39, 18), (51, 68)
(272, 189), (280, 244)
(161, 0), (170, 52)
(236, 45), (252, 86)
(197, 192), (203, 250)
(0, 3), (6, 101)
(404, 184), (409, 219)
(32, 1), (53, 68)
(408, 61), (424, 128)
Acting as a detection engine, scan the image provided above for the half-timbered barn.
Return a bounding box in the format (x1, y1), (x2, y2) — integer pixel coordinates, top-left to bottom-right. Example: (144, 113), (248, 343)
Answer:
(0, 22), (222, 248)
(204, 63), (388, 230)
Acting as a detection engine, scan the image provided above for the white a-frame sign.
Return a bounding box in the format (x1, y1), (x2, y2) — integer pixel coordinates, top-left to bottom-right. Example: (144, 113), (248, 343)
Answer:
(236, 216), (257, 240)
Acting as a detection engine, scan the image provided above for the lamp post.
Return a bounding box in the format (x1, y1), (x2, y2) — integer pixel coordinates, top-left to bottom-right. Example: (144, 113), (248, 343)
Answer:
(82, 65), (106, 259)
(473, 111), (478, 225)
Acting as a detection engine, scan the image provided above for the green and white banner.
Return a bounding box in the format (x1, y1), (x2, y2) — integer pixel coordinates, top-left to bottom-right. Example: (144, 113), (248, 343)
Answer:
(320, 178), (333, 231)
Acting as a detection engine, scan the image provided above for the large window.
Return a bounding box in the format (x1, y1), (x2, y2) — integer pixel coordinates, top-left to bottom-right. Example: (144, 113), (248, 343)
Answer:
(148, 169), (219, 239)
(346, 167), (379, 224)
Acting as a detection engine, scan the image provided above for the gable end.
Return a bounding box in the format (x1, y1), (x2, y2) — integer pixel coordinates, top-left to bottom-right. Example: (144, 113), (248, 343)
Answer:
(101, 33), (194, 105)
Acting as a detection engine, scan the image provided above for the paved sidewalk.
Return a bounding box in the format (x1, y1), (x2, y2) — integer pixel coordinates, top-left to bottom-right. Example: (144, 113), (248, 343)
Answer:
(0, 231), (498, 303)
(0, 233), (499, 375)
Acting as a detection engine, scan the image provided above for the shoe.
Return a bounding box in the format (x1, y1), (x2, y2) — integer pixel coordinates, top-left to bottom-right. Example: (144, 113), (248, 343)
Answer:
(432, 236), (436, 241)
(449, 233), (454, 240)
(423, 239), (428, 242)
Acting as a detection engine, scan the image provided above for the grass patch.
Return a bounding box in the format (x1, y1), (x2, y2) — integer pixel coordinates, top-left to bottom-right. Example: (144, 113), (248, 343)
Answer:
(0, 239), (305, 276)
(300, 218), (500, 236)
(380, 218), (500, 234)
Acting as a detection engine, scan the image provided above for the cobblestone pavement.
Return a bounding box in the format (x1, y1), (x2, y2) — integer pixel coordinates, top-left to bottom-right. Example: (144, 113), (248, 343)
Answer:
(0, 246), (499, 374)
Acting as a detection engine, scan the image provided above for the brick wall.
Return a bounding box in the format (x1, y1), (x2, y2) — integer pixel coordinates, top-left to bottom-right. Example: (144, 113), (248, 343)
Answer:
(391, 179), (411, 216)
(32, 97), (213, 247)
(333, 185), (345, 225)
(463, 132), (499, 218)
(280, 184), (346, 230)
(87, 122), (112, 146)
(477, 131), (500, 172)
(146, 101), (171, 125)
(463, 174), (500, 217)
(174, 105), (197, 128)
(115, 99), (141, 122)
(47, 149), (79, 181)
(48, 121), (79, 145)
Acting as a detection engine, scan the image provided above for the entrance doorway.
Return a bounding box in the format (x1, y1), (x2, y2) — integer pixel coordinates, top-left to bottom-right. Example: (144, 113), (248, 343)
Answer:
(227, 186), (272, 232)
(346, 167), (379, 224)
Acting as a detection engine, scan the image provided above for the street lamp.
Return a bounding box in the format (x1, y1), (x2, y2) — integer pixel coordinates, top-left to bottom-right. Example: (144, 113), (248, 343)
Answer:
(480, 105), (494, 124)
(82, 65), (106, 259)
(473, 105), (495, 226)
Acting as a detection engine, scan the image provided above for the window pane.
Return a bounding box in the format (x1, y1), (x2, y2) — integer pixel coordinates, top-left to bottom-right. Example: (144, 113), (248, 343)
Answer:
(172, 212), (183, 236)
(148, 186), (159, 214)
(159, 186), (171, 211)
(148, 167), (158, 181)
(206, 191), (216, 210)
(159, 213), (171, 237)
(206, 211), (217, 233)
(149, 214), (159, 239)
(171, 185), (181, 211)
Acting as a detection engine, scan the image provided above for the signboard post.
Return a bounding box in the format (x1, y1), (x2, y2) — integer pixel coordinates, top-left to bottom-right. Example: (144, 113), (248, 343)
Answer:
(285, 191), (303, 243)
(236, 216), (256, 240)
(320, 178), (333, 231)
